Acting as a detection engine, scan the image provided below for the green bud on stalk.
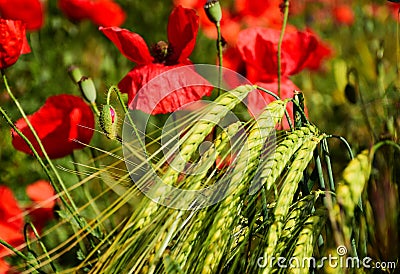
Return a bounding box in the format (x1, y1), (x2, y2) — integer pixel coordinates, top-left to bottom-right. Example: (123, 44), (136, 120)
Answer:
(78, 76), (97, 103)
(204, 0), (222, 24)
(99, 104), (118, 139)
(67, 65), (83, 84)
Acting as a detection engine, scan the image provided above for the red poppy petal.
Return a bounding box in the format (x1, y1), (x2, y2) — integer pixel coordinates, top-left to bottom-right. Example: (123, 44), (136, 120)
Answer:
(237, 27), (277, 82)
(21, 31), (31, 54)
(281, 30), (318, 75)
(99, 26), (153, 65)
(119, 63), (213, 114)
(303, 29), (332, 70)
(0, 186), (24, 232)
(0, 224), (24, 257)
(90, 0), (126, 27)
(0, 259), (11, 273)
(237, 27), (321, 80)
(247, 78), (298, 130)
(11, 95), (94, 159)
(26, 180), (55, 206)
(235, 0), (278, 18)
(167, 6), (199, 63)
(0, 0), (44, 31)
(333, 4), (355, 25)
(26, 180), (55, 233)
(0, 19), (30, 69)
(58, 0), (93, 21)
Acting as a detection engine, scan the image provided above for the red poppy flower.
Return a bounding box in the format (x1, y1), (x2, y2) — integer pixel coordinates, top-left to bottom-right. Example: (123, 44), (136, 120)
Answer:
(236, 27), (320, 82)
(89, 0), (126, 27)
(0, 259), (10, 273)
(0, 186), (24, 258)
(26, 180), (55, 233)
(0, 182), (55, 271)
(333, 4), (355, 25)
(0, 0), (44, 31)
(303, 29), (332, 71)
(224, 27), (330, 129)
(58, 0), (125, 27)
(0, 19), (31, 70)
(100, 6), (213, 114)
(11, 94), (95, 159)
(58, 0), (91, 22)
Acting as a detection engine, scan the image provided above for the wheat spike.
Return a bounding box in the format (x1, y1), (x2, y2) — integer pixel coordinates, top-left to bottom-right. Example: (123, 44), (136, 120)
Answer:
(273, 194), (316, 259)
(334, 149), (372, 243)
(336, 149), (371, 218)
(199, 100), (287, 274)
(287, 208), (327, 274)
(261, 135), (323, 274)
(254, 125), (317, 193)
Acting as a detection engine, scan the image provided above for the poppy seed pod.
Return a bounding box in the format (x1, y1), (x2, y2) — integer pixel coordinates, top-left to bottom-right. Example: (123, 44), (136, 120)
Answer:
(78, 77), (97, 103)
(204, 0), (222, 24)
(99, 104), (118, 139)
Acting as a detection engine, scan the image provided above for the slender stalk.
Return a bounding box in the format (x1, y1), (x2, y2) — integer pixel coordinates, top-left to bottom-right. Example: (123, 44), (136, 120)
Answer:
(25, 223), (58, 273)
(216, 21), (223, 97)
(0, 239), (33, 263)
(326, 135), (354, 160)
(277, 0), (290, 97)
(322, 139), (335, 193)
(91, 102), (101, 117)
(314, 149), (326, 193)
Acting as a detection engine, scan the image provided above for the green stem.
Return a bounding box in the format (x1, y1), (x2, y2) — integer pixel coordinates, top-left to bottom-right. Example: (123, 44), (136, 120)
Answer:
(326, 135), (354, 160)
(25, 223), (58, 273)
(277, 0), (290, 97)
(91, 102), (100, 117)
(1, 70), (85, 230)
(322, 139), (335, 193)
(0, 239), (29, 261)
(216, 21), (223, 97)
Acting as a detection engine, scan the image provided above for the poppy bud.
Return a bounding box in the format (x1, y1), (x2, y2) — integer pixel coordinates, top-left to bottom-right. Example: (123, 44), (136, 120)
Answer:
(78, 77), (97, 103)
(344, 83), (358, 104)
(204, 0), (222, 24)
(99, 104), (118, 139)
(68, 65), (83, 84)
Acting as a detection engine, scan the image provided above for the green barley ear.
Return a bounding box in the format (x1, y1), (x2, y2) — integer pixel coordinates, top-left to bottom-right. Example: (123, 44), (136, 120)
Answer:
(261, 135), (323, 273)
(334, 149), (372, 243)
(336, 149), (371, 217)
(99, 104), (118, 139)
(288, 208), (328, 274)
